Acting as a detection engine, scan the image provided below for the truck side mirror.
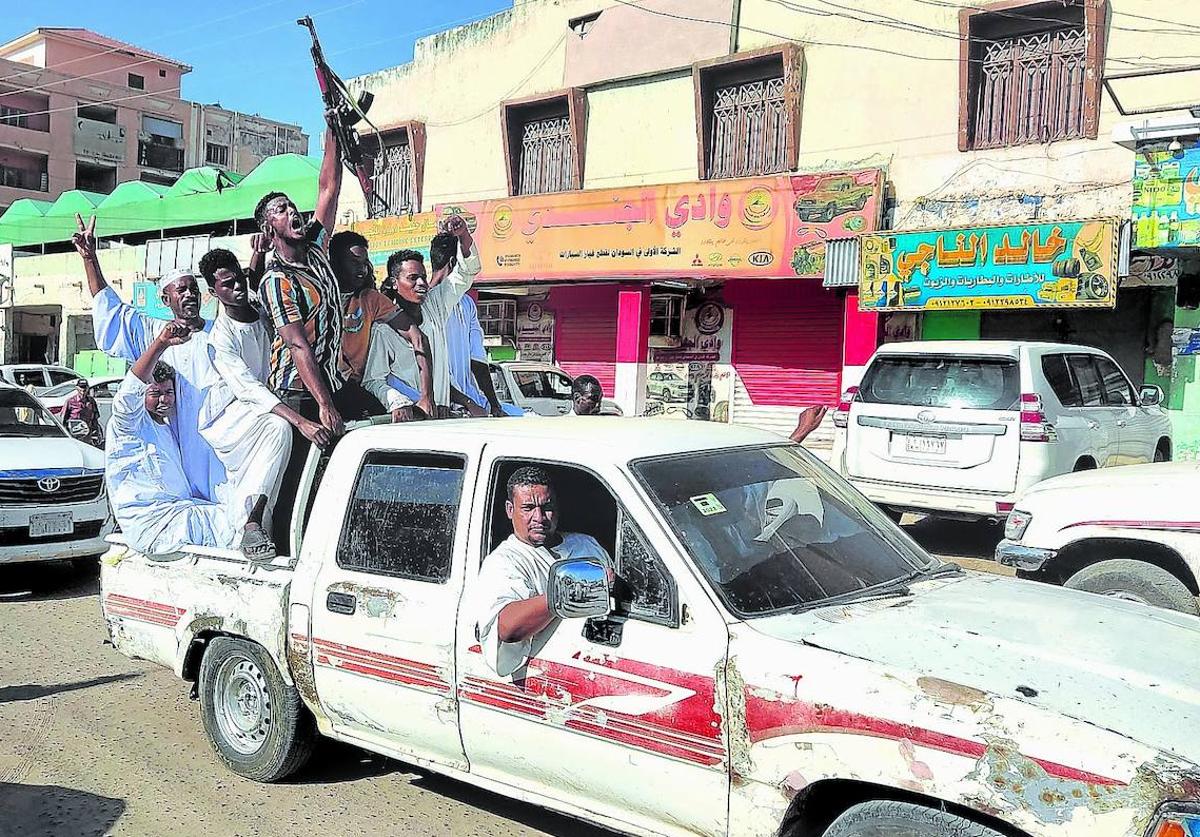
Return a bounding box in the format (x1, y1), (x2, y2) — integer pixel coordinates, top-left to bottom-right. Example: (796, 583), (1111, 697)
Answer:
(546, 557), (610, 620)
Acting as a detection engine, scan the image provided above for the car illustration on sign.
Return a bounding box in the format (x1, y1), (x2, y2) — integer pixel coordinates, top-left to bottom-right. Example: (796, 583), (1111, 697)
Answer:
(794, 174), (874, 222)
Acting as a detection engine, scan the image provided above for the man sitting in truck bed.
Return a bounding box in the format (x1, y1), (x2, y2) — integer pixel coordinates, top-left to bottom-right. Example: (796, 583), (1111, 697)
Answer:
(106, 324), (237, 557)
(473, 466), (611, 677)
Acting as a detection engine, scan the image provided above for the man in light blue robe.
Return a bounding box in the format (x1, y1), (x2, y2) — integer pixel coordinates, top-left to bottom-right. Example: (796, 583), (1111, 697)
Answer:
(73, 213), (223, 500)
(105, 325), (234, 557)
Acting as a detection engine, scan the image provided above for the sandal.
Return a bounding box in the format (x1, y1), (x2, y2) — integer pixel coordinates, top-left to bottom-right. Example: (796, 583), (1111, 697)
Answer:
(240, 526), (277, 562)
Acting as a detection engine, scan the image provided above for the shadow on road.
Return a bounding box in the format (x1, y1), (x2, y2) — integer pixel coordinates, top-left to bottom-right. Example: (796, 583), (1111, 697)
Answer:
(903, 515), (1004, 561)
(0, 782), (125, 837)
(0, 673), (140, 705)
(291, 741), (613, 835)
(0, 560), (100, 603)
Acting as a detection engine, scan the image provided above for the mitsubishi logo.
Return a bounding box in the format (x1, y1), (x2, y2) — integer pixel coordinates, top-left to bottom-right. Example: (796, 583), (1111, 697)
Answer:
(917, 410), (936, 424)
(37, 477), (61, 493)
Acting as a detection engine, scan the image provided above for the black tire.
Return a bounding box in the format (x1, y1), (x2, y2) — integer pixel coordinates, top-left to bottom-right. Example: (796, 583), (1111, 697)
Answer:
(198, 636), (316, 781)
(821, 800), (1006, 837)
(1073, 457), (1096, 472)
(1155, 442), (1171, 463)
(824, 202), (837, 222)
(1064, 559), (1199, 615)
(879, 505), (904, 524)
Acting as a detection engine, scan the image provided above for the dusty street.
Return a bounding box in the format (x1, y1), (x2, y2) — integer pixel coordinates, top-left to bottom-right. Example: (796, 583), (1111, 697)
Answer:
(0, 519), (1006, 837)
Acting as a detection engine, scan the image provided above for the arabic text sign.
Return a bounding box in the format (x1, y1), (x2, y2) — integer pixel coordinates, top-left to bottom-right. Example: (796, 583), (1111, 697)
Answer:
(858, 220), (1119, 312)
(437, 170), (882, 281)
(341, 213), (440, 281)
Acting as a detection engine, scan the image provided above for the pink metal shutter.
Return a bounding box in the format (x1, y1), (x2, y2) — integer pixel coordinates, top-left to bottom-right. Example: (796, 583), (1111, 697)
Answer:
(548, 285), (618, 396)
(725, 280), (843, 407)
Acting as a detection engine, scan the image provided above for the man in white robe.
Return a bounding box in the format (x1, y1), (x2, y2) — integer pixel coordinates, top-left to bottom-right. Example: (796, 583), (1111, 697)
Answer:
(106, 326), (234, 557)
(72, 214), (224, 500)
(473, 466), (611, 677)
(197, 249), (331, 559)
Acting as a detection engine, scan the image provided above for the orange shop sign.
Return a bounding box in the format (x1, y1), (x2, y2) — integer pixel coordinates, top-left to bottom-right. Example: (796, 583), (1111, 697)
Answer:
(434, 169), (881, 282)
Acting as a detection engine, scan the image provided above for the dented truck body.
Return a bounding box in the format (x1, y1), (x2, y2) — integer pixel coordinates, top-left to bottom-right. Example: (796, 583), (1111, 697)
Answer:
(100, 418), (1200, 837)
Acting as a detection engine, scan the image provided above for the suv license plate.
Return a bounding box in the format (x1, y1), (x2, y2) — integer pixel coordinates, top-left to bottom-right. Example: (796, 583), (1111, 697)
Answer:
(29, 512), (73, 538)
(905, 435), (947, 455)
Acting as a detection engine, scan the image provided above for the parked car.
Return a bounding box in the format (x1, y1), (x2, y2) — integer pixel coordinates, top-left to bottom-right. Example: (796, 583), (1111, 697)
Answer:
(831, 341), (1171, 521)
(646, 369), (689, 402)
(793, 174), (873, 222)
(39, 375), (123, 428)
(489, 361), (622, 416)
(997, 461), (1200, 615)
(0, 382), (113, 567)
(101, 418), (1200, 837)
(0, 363), (82, 395)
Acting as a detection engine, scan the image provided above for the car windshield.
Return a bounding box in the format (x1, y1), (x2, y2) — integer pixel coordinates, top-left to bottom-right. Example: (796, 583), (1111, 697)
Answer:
(633, 444), (943, 617)
(858, 355), (1020, 410)
(41, 380), (80, 398)
(0, 390), (66, 438)
(511, 369), (573, 400)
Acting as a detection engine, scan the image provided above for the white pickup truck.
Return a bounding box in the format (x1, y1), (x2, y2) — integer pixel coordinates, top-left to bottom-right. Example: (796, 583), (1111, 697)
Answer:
(101, 418), (1200, 837)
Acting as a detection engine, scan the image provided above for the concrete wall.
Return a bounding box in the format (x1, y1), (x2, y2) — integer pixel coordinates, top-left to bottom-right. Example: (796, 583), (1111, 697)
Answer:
(37, 34), (185, 96)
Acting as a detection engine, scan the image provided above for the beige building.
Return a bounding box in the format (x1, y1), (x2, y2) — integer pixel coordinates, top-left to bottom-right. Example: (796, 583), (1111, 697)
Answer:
(0, 27), (308, 214)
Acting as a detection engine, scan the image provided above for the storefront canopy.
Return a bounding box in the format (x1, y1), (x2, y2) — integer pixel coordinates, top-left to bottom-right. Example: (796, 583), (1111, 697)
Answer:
(0, 154), (322, 248)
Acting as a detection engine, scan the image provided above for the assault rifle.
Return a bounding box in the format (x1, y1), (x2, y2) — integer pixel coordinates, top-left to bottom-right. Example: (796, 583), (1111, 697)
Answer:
(298, 15), (388, 217)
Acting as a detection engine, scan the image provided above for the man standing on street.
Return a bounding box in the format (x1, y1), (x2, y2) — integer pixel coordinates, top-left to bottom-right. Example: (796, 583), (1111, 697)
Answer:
(75, 214), (224, 500)
(63, 378), (102, 446)
(447, 294), (507, 417)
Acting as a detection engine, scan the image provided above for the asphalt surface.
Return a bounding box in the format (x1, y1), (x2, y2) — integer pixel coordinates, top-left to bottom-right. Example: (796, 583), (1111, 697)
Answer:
(0, 519), (1007, 837)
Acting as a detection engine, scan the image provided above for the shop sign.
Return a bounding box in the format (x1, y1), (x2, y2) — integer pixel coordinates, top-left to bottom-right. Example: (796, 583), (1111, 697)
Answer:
(1132, 143), (1200, 248)
(341, 213), (439, 281)
(436, 170), (882, 282)
(515, 299), (555, 363)
(858, 219), (1119, 312)
(645, 299), (734, 423)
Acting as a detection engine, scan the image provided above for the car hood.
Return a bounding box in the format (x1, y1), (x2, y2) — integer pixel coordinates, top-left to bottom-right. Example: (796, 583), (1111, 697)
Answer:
(0, 436), (104, 473)
(749, 573), (1200, 765)
(1020, 461), (1200, 501)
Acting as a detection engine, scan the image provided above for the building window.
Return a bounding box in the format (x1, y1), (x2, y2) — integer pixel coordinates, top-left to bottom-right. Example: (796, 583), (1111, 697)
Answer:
(205, 142), (229, 167)
(695, 45), (801, 180)
(501, 90), (586, 197)
(649, 295), (684, 347)
(139, 115), (185, 172)
(0, 105), (31, 129)
(960, 0), (1106, 150)
(128, 73), (144, 90)
(370, 136), (414, 216)
(159, 69), (167, 78)
(75, 161), (118, 194)
(477, 299), (516, 338)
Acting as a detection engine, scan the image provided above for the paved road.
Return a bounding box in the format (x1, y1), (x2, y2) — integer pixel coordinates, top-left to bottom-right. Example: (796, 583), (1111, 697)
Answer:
(0, 518), (1008, 837)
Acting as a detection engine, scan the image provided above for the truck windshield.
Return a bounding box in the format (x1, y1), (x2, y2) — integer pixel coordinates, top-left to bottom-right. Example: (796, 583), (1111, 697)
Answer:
(632, 445), (938, 617)
(858, 355), (1019, 410)
(0, 390), (66, 438)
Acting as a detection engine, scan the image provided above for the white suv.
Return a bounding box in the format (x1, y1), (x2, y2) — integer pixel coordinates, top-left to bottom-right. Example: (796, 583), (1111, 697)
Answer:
(831, 341), (1172, 521)
(0, 383), (113, 565)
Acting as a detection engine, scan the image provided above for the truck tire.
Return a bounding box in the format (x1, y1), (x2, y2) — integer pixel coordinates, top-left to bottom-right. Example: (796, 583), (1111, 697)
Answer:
(198, 636), (316, 781)
(821, 800), (1006, 837)
(1064, 559), (1200, 615)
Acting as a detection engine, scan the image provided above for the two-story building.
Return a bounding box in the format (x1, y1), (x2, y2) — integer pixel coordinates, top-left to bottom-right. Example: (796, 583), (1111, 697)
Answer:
(334, 0), (1200, 442)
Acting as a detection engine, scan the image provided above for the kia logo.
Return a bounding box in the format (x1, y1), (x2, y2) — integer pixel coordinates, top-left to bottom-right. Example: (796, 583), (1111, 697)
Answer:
(748, 251), (774, 267)
(37, 477), (61, 493)
(917, 410), (936, 424)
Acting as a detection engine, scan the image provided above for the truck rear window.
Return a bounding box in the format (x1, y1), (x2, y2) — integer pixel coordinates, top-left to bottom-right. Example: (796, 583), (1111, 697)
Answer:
(858, 356), (1019, 410)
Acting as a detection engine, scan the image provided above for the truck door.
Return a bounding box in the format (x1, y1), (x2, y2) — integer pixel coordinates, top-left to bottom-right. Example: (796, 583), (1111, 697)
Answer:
(1096, 354), (1156, 464)
(307, 447), (475, 770)
(455, 453), (730, 837)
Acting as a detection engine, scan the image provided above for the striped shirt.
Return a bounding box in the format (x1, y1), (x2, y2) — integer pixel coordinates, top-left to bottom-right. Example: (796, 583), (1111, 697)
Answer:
(260, 225), (345, 394)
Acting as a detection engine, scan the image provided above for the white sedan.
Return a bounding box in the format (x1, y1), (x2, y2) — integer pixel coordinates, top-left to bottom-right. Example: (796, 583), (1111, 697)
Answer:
(997, 461), (1200, 614)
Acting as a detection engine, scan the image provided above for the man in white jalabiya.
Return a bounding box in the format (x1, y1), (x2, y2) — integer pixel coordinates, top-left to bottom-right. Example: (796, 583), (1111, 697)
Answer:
(197, 248), (332, 560)
(74, 213), (224, 500)
(473, 466), (611, 677)
(106, 324), (234, 557)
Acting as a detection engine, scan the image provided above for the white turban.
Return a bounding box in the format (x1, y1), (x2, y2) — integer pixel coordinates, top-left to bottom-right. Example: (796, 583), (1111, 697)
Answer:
(157, 268), (207, 294)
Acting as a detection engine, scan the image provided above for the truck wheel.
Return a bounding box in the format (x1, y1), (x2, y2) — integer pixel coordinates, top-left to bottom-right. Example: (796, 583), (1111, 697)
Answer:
(1064, 559), (1199, 615)
(821, 800), (1005, 837)
(199, 636), (316, 781)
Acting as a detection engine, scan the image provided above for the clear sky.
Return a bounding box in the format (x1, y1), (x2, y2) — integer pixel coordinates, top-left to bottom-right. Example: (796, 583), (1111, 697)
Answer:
(4, 0), (517, 149)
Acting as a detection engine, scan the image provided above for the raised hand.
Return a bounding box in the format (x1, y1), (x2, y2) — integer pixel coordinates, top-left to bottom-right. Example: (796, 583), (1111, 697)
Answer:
(790, 405), (829, 444)
(250, 233), (271, 255)
(158, 320), (194, 347)
(72, 214), (98, 261)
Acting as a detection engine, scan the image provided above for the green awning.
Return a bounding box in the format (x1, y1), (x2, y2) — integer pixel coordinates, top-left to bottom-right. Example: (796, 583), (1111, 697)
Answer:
(0, 154), (322, 247)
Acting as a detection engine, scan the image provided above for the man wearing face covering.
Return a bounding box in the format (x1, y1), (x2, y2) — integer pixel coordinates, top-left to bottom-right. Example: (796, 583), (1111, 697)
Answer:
(73, 214), (224, 501)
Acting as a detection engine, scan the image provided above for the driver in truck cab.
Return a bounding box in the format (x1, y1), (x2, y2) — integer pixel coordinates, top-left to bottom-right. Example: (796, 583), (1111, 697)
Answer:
(473, 466), (610, 677)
